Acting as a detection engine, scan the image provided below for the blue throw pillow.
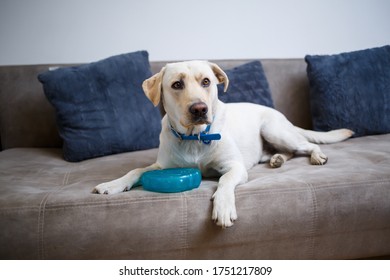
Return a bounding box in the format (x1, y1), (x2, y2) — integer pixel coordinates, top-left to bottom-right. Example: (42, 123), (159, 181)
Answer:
(38, 51), (161, 162)
(218, 61), (274, 108)
(305, 45), (390, 137)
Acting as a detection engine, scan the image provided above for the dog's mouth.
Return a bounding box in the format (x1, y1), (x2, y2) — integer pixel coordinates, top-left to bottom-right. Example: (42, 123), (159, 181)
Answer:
(191, 116), (211, 125)
(180, 115), (211, 130)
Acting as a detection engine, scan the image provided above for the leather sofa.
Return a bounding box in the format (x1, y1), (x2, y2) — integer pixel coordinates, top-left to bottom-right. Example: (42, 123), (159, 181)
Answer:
(1, 59), (389, 259)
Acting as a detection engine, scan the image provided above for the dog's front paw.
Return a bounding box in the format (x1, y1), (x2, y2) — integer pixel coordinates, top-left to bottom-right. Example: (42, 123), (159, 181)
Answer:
(311, 151), (328, 165)
(211, 189), (237, 228)
(93, 181), (128, 195)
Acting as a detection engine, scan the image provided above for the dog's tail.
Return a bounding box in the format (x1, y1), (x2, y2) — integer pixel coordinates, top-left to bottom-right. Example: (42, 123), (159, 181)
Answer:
(295, 127), (354, 144)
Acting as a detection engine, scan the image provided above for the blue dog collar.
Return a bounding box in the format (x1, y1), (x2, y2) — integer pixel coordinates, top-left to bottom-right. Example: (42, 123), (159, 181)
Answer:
(170, 123), (221, 145)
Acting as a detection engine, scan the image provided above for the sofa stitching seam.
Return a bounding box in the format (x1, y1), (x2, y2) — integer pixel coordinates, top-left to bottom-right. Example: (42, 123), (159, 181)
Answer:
(307, 182), (319, 259)
(37, 192), (50, 260)
(7, 179), (386, 212)
(37, 165), (73, 259)
(34, 179), (390, 210)
(180, 193), (188, 258)
(38, 187), (332, 209)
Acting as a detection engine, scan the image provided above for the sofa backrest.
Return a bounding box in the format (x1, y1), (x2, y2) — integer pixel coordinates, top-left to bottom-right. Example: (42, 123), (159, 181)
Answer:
(0, 59), (311, 150)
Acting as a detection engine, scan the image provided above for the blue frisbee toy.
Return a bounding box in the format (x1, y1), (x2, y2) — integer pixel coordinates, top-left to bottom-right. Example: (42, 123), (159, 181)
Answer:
(137, 168), (202, 193)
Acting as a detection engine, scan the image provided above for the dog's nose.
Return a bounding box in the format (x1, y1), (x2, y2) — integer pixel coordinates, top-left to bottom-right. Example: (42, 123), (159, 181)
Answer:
(189, 102), (208, 118)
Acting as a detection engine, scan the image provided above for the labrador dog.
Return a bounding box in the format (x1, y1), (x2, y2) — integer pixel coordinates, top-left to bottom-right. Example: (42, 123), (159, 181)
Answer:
(93, 60), (353, 228)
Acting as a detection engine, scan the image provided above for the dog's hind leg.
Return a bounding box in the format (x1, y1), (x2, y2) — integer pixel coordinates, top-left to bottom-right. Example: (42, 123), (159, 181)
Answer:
(269, 152), (294, 168)
(261, 120), (328, 166)
(295, 142), (328, 165)
(272, 134), (328, 165)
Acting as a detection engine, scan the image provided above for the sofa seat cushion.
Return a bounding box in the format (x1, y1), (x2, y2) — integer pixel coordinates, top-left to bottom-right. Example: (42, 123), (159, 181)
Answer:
(1, 134), (390, 259)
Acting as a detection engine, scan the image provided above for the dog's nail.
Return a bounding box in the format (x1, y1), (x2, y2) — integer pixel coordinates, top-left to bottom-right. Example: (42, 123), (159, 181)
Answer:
(104, 190), (108, 195)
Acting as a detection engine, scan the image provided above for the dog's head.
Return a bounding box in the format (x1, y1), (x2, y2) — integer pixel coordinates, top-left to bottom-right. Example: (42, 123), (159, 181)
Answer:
(142, 61), (229, 133)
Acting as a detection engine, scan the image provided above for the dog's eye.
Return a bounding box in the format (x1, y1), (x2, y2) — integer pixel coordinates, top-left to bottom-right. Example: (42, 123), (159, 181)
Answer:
(172, 81), (184, 90)
(201, 78), (210, 87)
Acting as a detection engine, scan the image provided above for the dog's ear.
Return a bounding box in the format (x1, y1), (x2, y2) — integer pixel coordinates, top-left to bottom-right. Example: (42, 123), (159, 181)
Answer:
(209, 62), (229, 92)
(142, 67), (165, 107)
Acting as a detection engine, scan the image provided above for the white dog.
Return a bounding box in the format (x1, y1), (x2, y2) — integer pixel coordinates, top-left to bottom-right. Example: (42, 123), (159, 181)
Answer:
(94, 61), (353, 228)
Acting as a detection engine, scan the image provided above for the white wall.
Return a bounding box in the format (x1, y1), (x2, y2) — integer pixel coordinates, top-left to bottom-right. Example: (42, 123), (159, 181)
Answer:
(0, 0), (389, 65)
